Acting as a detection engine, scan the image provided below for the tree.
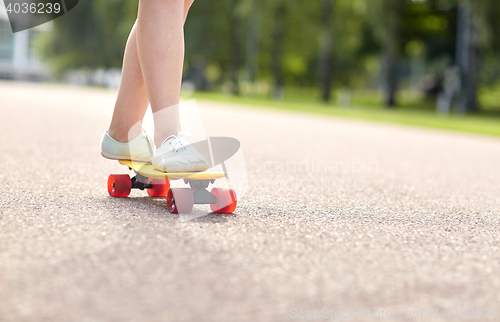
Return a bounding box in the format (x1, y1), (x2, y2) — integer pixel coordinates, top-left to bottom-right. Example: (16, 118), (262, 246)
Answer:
(38, 0), (137, 73)
(455, 0), (478, 113)
(319, 0), (334, 102)
(366, 0), (401, 107)
(229, 0), (243, 95)
(383, 0), (401, 107)
(270, 1), (287, 100)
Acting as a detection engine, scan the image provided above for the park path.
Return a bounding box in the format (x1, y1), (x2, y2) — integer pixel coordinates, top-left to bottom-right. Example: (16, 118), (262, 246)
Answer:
(1, 81), (499, 321)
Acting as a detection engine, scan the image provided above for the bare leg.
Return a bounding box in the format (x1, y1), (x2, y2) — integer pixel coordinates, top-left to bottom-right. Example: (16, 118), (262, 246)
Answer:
(137, 0), (193, 147)
(108, 0), (194, 144)
(108, 21), (148, 143)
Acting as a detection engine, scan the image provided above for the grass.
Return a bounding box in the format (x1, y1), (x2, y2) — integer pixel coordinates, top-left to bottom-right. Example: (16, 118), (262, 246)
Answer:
(187, 90), (500, 139)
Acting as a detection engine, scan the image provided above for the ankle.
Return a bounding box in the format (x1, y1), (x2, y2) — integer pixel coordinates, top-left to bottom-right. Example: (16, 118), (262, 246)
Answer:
(108, 125), (143, 143)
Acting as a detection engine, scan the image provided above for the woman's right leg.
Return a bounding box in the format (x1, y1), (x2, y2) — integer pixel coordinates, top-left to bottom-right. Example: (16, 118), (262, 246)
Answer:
(136, 0), (206, 172)
(136, 0), (187, 147)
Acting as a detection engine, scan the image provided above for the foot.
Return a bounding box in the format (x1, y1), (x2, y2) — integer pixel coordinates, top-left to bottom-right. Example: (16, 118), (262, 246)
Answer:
(152, 132), (209, 172)
(100, 130), (155, 162)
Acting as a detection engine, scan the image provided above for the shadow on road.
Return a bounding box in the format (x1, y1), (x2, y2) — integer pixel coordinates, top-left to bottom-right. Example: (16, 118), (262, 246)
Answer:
(99, 196), (234, 224)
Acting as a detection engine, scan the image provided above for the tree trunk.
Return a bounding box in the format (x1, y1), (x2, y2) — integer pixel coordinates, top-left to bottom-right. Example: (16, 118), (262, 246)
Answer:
(271, 3), (286, 100)
(191, 0), (210, 91)
(229, 0), (242, 95)
(246, 5), (261, 87)
(456, 0), (478, 113)
(383, 0), (400, 108)
(319, 0), (334, 102)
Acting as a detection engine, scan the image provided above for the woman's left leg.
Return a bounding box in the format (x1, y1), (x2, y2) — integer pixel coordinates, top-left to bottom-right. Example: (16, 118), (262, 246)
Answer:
(108, 20), (149, 143)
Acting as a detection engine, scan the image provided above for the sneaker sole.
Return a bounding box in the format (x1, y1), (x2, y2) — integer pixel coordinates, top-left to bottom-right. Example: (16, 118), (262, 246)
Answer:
(154, 164), (209, 173)
(101, 151), (151, 163)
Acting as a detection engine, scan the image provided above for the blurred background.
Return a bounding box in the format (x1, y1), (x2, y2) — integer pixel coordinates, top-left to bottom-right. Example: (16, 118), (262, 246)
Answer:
(2, 0), (500, 132)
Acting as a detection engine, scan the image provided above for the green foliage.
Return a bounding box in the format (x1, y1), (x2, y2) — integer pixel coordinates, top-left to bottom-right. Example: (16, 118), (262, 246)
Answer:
(36, 0), (500, 110)
(38, 0), (137, 73)
(190, 90), (500, 137)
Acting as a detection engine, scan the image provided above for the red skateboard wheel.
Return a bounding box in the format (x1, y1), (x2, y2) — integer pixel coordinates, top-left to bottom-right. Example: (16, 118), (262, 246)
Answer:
(147, 179), (170, 197)
(107, 174), (132, 197)
(210, 188), (237, 213)
(166, 188), (194, 214)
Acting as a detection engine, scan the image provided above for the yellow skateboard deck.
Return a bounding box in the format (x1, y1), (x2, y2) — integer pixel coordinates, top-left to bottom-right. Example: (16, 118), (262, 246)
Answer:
(119, 160), (227, 180)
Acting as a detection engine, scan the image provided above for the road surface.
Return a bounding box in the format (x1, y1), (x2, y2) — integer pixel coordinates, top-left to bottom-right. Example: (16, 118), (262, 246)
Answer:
(1, 82), (499, 321)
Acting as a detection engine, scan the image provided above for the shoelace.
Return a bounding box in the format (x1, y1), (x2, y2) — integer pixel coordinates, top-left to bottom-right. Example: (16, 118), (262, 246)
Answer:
(164, 131), (192, 153)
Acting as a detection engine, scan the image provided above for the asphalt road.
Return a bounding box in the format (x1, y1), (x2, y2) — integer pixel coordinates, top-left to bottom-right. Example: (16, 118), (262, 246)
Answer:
(1, 82), (500, 322)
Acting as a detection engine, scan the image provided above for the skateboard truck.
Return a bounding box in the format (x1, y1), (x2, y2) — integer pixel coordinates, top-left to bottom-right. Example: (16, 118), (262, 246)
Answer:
(125, 175), (217, 204)
(111, 176), (152, 190)
(185, 179), (217, 204)
(130, 174), (153, 190)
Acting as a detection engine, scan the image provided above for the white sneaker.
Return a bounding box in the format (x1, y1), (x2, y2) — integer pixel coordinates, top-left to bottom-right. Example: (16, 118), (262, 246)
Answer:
(100, 130), (155, 162)
(152, 132), (209, 172)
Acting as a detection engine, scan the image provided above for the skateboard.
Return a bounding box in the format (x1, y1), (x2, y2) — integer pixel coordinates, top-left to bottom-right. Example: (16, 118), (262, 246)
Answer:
(107, 160), (237, 214)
